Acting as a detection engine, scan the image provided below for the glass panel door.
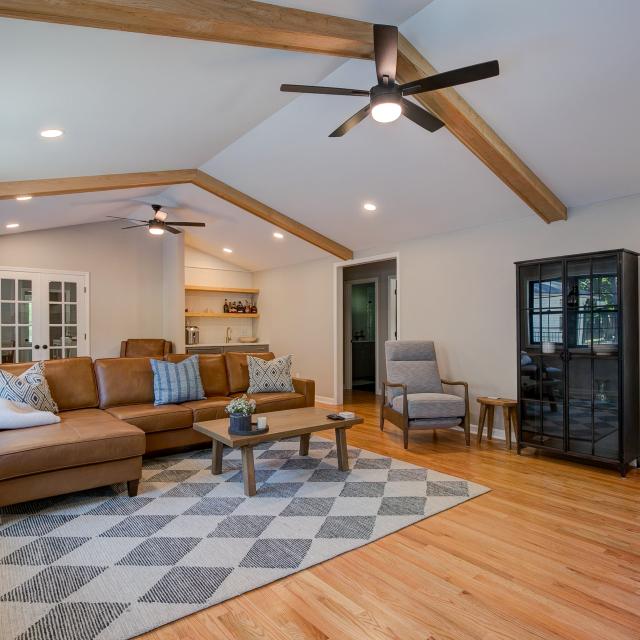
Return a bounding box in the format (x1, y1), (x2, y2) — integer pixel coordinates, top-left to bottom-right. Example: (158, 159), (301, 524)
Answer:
(0, 272), (40, 363)
(41, 275), (87, 360)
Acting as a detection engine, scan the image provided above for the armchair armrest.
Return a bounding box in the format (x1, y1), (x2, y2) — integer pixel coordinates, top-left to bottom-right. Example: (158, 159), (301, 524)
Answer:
(441, 379), (468, 389)
(293, 378), (315, 407)
(441, 379), (471, 445)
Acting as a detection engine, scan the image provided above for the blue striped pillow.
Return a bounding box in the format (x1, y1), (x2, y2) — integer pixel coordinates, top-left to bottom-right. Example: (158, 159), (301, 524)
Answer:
(150, 355), (205, 406)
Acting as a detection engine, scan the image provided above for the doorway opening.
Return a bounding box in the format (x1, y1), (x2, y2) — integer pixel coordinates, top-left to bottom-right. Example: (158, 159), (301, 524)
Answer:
(340, 257), (397, 403)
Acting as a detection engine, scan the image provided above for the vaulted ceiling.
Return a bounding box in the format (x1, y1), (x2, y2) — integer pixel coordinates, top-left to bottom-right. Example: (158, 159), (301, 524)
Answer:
(1, 0), (639, 271)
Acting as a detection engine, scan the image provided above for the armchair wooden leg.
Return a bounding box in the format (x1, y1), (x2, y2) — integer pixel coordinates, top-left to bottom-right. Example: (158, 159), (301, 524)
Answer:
(464, 414), (471, 447)
(403, 428), (409, 449)
(379, 408), (384, 431)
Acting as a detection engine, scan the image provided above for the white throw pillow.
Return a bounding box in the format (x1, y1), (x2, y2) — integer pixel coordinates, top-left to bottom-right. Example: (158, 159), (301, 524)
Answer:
(0, 398), (60, 429)
(247, 355), (294, 393)
(0, 361), (58, 413)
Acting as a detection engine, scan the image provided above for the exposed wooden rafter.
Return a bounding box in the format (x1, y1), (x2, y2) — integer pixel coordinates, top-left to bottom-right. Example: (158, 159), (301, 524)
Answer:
(0, 169), (354, 260)
(0, 0), (567, 223)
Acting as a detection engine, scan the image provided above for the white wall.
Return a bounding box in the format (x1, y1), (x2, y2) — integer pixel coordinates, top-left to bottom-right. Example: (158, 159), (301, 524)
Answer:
(0, 221), (165, 358)
(254, 193), (640, 417)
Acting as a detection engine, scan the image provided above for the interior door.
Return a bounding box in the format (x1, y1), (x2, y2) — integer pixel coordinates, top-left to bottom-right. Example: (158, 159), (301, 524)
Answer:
(0, 271), (40, 364)
(41, 275), (88, 360)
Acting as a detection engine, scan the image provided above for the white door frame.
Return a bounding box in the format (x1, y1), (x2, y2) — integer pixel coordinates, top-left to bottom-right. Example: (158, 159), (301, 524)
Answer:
(333, 252), (400, 405)
(343, 277), (379, 393)
(388, 275), (398, 340)
(0, 266), (91, 359)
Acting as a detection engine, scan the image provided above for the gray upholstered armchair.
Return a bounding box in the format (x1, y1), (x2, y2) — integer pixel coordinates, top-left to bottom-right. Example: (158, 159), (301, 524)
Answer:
(380, 340), (470, 449)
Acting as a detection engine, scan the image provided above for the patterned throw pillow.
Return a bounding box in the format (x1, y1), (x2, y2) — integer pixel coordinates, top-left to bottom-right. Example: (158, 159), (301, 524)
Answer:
(247, 354), (294, 393)
(0, 361), (58, 413)
(150, 355), (205, 406)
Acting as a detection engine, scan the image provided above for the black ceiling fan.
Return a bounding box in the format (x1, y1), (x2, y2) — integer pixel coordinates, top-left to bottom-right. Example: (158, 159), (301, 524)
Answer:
(107, 204), (206, 236)
(281, 24), (499, 137)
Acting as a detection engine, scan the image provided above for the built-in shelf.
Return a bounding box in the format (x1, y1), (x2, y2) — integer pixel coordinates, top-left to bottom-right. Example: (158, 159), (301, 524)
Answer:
(185, 312), (260, 318)
(185, 285), (259, 294)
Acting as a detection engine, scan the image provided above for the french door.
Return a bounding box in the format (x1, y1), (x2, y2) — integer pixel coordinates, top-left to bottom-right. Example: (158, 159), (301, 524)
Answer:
(0, 269), (88, 364)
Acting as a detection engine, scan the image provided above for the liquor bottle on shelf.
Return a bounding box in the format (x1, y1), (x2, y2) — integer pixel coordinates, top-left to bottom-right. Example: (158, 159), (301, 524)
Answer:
(250, 301), (257, 314)
(236, 300), (244, 313)
(223, 299), (229, 313)
(230, 301), (237, 313)
(244, 299), (251, 313)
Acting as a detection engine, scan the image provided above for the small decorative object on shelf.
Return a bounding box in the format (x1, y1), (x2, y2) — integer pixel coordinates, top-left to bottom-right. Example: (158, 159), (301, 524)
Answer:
(223, 299), (229, 313)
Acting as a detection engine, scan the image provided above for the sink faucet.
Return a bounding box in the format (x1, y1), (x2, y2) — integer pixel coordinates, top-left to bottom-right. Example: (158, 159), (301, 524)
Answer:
(225, 327), (232, 344)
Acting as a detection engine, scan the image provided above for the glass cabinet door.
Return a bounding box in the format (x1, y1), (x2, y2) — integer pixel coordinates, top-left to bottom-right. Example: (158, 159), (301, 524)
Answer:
(0, 273), (40, 363)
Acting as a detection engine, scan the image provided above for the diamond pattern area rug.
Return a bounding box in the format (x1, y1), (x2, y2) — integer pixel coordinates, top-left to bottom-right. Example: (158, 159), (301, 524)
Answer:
(0, 436), (489, 640)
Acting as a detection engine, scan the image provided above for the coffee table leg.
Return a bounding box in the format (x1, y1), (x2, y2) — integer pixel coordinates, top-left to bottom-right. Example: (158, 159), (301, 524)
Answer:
(335, 428), (349, 472)
(299, 433), (310, 456)
(241, 446), (256, 496)
(212, 440), (223, 475)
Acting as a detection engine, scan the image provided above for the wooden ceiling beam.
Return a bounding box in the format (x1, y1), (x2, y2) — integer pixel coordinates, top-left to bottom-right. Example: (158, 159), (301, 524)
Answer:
(0, 0), (374, 58)
(396, 35), (567, 223)
(0, 169), (354, 260)
(0, 169), (197, 199)
(193, 170), (352, 260)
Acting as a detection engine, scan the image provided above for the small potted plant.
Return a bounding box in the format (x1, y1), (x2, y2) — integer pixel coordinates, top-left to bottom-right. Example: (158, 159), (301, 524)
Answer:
(225, 394), (257, 434)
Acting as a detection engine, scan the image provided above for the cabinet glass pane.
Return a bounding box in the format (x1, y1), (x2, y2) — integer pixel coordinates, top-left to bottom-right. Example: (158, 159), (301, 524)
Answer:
(64, 282), (77, 303)
(1, 326), (16, 348)
(64, 326), (77, 346)
(49, 281), (62, 302)
(64, 348), (77, 358)
(1, 278), (15, 300)
(593, 358), (619, 459)
(520, 353), (540, 399)
(1, 302), (15, 324)
(64, 304), (77, 324)
(519, 265), (539, 309)
(520, 400), (541, 438)
(542, 401), (564, 444)
(541, 355), (563, 403)
(1, 350), (15, 364)
(49, 348), (63, 360)
(49, 303), (62, 325)
(18, 280), (32, 302)
(18, 325), (32, 348)
(18, 349), (32, 363)
(567, 259), (591, 352)
(592, 255), (618, 308)
(18, 302), (31, 325)
(523, 262), (562, 347)
(49, 326), (63, 347)
(568, 357), (592, 453)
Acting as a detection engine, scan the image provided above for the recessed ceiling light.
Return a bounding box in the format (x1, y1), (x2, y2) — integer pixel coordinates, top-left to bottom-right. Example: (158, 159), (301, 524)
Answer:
(273, 232), (284, 239)
(15, 195), (32, 201)
(223, 247), (233, 253)
(6, 223), (20, 229)
(40, 129), (64, 138)
(363, 202), (377, 212)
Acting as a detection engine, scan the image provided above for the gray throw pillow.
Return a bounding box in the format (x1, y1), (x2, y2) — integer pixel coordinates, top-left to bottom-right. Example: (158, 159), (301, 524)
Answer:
(247, 355), (294, 393)
(0, 361), (58, 413)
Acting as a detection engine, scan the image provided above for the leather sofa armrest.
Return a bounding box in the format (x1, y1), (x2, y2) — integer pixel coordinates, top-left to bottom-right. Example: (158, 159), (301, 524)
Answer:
(293, 378), (315, 407)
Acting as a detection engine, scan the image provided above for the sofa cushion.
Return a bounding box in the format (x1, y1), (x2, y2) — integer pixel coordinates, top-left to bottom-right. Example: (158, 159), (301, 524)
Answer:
(391, 392), (465, 420)
(247, 392), (307, 413)
(182, 397), (230, 422)
(105, 403), (193, 433)
(151, 355), (205, 405)
(225, 351), (274, 394)
(0, 361), (58, 413)
(94, 357), (154, 409)
(0, 408), (144, 481)
(167, 354), (230, 397)
(0, 357), (99, 411)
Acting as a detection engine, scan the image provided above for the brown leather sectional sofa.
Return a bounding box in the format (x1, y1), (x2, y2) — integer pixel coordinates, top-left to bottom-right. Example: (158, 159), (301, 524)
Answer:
(0, 352), (314, 508)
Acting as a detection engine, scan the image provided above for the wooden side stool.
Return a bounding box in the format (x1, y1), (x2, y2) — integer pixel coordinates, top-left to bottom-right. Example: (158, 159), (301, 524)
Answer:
(476, 397), (519, 449)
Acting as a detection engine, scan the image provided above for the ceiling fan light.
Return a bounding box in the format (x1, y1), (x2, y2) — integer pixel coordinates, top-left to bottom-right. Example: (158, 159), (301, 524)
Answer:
(371, 101), (402, 123)
(149, 224), (164, 236)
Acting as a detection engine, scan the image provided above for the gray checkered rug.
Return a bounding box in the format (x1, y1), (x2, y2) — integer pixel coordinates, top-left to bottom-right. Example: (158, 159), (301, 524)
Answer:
(0, 436), (489, 640)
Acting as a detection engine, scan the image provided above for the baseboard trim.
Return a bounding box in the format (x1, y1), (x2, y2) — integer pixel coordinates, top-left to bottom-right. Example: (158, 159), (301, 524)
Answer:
(453, 423), (507, 442)
(316, 395), (337, 405)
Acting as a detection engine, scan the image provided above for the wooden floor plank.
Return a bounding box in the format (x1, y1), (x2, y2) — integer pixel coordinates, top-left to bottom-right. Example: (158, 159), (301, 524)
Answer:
(139, 391), (640, 640)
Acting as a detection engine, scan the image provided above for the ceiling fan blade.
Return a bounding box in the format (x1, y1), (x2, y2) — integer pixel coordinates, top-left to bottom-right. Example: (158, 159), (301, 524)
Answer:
(401, 99), (445, 133)
(329, 105), (371, 137)
(280, 84), (369, 97)
(121, 223), (150, 229)
(373, 24), (398, 84)
(162, 221), (206, 227)
(165, 225), (182, 235)
(401, 60), (499, 96)
(107, 215), (147, 222)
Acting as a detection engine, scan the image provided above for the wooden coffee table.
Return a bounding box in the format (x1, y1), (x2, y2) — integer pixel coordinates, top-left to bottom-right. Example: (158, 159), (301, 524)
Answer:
(193, 407), (363, 496)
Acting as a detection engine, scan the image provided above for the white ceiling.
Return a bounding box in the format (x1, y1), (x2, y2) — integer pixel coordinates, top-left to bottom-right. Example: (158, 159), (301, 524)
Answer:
(1, 0), (640, 270)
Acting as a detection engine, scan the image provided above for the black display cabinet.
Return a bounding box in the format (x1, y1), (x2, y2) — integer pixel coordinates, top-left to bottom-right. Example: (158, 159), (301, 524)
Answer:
(516, 249), (639, 475)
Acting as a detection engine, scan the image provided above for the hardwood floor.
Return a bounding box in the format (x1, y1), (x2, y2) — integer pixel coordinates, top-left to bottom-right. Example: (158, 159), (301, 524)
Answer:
(141, 391), (640, 640)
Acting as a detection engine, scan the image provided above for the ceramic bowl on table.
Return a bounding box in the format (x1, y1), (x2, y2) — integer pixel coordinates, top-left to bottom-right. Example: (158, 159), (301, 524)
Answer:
(238, 337), (258, 343)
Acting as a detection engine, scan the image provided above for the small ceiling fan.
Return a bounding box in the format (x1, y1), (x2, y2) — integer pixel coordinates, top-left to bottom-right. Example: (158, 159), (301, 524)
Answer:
(281, 24), (499, 137)
(107, 204), (206, 236)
